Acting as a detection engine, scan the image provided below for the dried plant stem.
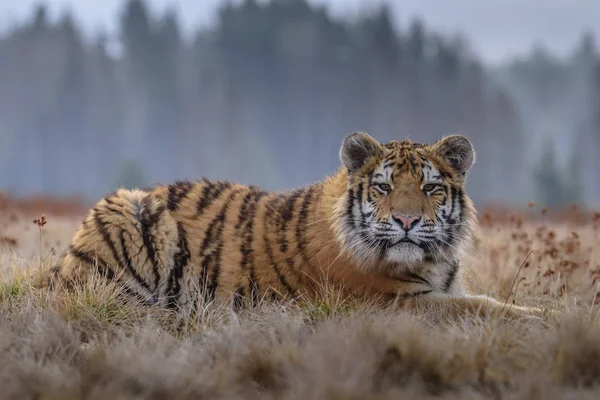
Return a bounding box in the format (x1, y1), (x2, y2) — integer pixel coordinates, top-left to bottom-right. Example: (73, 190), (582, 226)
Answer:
(503, 250), (533, 312)
(32, 215), (47, 270)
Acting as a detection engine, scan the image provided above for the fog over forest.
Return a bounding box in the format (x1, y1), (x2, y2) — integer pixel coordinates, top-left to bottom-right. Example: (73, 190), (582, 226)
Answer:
(0, 0), (598, 208)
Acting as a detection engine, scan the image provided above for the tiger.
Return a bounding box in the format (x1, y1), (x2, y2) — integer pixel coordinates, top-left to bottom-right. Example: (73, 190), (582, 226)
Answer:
(46, 132), (544, 318)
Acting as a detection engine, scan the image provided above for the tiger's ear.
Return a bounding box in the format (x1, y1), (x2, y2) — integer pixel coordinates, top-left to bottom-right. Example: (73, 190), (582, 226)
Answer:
(432, 135), (475, 178)
(340, 132), (383, 173)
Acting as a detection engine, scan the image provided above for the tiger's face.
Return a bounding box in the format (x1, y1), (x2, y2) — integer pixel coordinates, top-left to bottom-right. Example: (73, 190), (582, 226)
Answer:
(336, 132), (477, 273)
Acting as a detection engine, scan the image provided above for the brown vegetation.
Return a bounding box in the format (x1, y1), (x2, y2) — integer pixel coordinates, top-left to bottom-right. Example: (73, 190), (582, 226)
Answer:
(1, 198), (600, 398)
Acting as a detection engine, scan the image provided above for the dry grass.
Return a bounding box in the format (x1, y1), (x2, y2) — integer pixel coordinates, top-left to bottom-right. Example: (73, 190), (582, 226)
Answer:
(1, 198), (600, 399)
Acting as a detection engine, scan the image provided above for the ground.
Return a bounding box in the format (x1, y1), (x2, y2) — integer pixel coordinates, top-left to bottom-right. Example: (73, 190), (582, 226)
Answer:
(1, 193), (600, 399)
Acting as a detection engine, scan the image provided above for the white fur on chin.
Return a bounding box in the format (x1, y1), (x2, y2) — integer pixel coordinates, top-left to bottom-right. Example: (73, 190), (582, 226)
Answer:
(384, 243), (425, 265)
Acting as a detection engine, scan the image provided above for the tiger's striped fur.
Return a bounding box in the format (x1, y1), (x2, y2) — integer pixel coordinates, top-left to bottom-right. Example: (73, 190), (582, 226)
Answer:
(48, 133), (543, 318)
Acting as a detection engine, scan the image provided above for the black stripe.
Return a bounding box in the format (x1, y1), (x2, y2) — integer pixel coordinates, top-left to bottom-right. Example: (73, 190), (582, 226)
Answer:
(104, 196), (117, 207)
(197, 180), (232, 216)
(366, 174), (374, 203)
(165, 222), (190, 308)
(344, 191), (358, 241)
(393, 276), (428, 285)
(439, 186), (449, 207)
(404, 271), (430, 285)
(278, 188), (305, 254)
(442, 261), (459, 293)
(103, 191), (118, 203)
(263, 196), (297, 299)
(198, 188), (241, 303)
(118, 229), (153, 293)
(167, 180), (194, 211)
(448, 186), (458, 224)
(345, 188), (355, 221)
(272, 191), (311, 289)
(296, 186), (316, 255)
(93, 213), (152, 292)
(456, 187), (465, 218)
(138, 197), (166, 292)
(209, 189), (242, 301)
(236, 189), (268, 306)
(408, 154), (418, 169)
(344, 185), (371, 246)
(447, 188), (465, 249)
(234, 191), (255, 231)
(384, 152), (396, 163)
(356, 182), (367, 226)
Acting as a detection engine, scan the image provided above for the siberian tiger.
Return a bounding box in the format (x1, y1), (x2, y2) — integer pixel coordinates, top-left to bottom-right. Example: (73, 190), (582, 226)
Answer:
(46, 133), (544, 318)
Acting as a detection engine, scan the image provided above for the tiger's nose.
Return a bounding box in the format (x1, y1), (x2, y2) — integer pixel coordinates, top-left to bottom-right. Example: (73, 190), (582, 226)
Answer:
(393, 214), (422, 231)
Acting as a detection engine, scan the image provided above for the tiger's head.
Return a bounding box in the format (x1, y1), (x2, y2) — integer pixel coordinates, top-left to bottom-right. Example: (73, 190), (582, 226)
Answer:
(334, 132), (477, 274)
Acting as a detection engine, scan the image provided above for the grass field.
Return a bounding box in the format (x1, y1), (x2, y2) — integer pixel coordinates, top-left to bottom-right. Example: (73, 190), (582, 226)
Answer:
(1, 193), (600, 399)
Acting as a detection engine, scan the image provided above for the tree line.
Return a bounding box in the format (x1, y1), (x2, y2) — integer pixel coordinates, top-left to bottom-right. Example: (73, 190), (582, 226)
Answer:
(0, 0), (598, 207)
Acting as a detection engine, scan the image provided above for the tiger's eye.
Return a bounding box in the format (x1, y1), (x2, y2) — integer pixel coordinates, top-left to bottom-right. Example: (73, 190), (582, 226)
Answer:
(422, 183), (436, 192)
(378, 183), (391, 192)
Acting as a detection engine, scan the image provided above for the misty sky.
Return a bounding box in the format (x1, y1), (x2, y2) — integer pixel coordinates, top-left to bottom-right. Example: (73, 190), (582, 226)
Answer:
(1, 0), (599, 64)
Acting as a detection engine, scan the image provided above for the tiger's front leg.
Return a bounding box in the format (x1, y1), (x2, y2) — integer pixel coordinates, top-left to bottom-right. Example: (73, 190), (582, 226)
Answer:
(404, 291), (553, 320)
